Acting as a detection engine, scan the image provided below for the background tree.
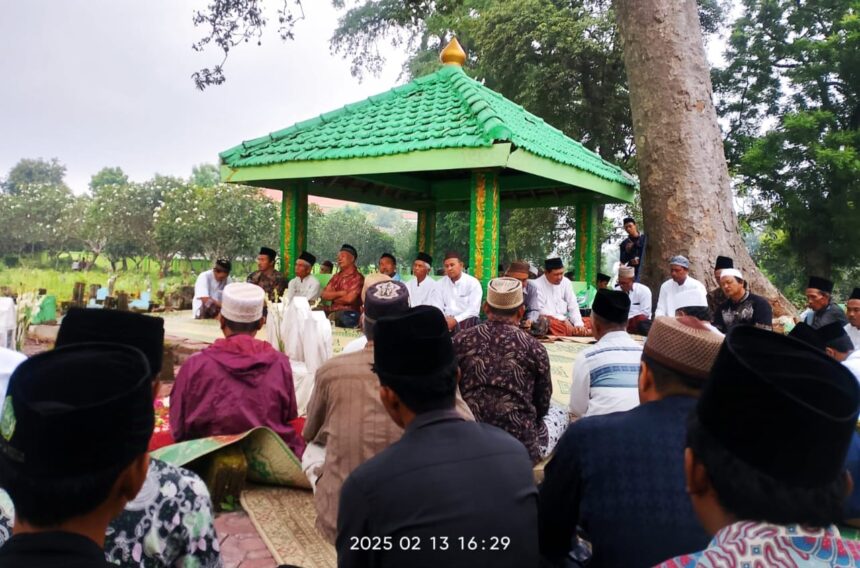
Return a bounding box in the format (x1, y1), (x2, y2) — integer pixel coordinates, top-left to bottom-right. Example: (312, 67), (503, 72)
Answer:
(1, 158), (67, 196)
(714, 0), (859, 292)
(197, 183), (280, 262)
(89, 166), (129, 191)
(613, 0), (794, 316)
(190, 163), (222, 188)
(307, 206), (395, 269)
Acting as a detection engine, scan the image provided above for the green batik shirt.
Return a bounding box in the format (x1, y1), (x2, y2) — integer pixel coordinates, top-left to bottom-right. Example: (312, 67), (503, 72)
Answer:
(0, 458), (222, 568)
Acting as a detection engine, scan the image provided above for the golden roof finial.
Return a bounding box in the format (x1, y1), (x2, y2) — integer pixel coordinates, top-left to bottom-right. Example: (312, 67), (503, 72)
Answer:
(440, 37), (467, 66)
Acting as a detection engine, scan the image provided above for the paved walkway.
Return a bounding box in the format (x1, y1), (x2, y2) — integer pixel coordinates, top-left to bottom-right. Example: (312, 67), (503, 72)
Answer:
(216, 511), (278, 568)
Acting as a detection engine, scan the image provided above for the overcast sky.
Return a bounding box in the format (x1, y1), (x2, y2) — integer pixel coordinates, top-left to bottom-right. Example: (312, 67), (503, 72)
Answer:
(0, 0), (405, 193)
(0, 1), (735, 195)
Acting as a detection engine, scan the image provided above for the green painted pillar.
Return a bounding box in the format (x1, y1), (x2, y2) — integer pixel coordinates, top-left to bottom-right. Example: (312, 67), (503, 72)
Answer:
(468, 170), (500, 292)
(416, 207), (436, 259)
(280, 181), (308, 279)
(574, 200), (598, 286)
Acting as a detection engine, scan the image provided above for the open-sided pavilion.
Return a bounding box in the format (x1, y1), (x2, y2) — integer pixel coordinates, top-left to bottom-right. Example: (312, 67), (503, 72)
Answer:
(219, 39), (637, 290)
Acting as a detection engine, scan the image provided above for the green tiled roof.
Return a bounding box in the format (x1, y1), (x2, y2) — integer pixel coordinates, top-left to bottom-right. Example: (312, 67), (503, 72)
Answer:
(220, 65), (635, 188)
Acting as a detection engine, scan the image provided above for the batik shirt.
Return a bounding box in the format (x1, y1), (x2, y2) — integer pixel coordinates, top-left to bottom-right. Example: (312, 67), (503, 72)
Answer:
(322, 268), (364, 313)
(246, 269), (287, 302)
(0, 458), (222, 568)
(656, 521), (860, 567)
(713, 290), (773, 332)
(452, 320), (552, 463)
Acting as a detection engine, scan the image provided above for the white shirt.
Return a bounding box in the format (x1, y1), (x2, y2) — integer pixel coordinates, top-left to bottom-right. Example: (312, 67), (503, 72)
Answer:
(654, 276), (708, 317)
(405, 276), (443, 310)
(618, 282), (652, 319)
(438, 272), (483, 322)
(192, 270), (230, 318)
(844, 349), (860, 383)
(286, 275), (321, 304)
(845, 324), (860, 351)
(0, 348), (26, 409)
(341, 335), (368, 355)
(533, 275), (584, 326)
(569, 331), (642, 418)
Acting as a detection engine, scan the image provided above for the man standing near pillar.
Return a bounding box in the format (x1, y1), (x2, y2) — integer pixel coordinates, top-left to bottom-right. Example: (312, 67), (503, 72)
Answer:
(321, 244), (365, 328)
(619, 217), (646, 282)
(438, 251), (483, 334)
(534, 257), (588, 337)
(405, 252), (442, 310)
(286, 251), (321, 303)
(247, 246), (287, 302)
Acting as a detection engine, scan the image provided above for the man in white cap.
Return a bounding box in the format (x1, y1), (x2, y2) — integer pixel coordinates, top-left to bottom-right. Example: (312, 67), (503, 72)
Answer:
(712, 268), (772, 333)
(170, 283), (305, 458)
(655, 255), (707, 318)
(616, 265), (652, 335)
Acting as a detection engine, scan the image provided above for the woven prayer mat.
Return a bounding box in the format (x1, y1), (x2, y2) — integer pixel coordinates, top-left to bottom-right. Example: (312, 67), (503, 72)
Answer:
(543, 340), (591, 407)
(241, 485), (337, 568)
(151, 427), (311, 489)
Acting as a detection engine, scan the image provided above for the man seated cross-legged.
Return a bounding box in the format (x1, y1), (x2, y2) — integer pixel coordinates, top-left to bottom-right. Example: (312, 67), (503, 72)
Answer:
(0, 309), (221, 568)
(540, 316), (722, 567)
(534, 257), (588, 337)
(336, 305), (539, 568)
(170, 282), (305, 458)
(303, 282), (474, 544)
(453, 277), (566, 463)
(658, 326), (860, 567)
(569, 289), (643, 419)
(0, 344), (154, 568)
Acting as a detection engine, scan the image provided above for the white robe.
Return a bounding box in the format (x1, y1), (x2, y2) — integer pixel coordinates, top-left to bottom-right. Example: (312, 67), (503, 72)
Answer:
(533, 275), (584, 326)
(286, 275), (321, 303)
(405, 276), (443, 310)
(654, 277), (707, 317)
(192, 270), (230, 318)
(437, 272), (483, 322)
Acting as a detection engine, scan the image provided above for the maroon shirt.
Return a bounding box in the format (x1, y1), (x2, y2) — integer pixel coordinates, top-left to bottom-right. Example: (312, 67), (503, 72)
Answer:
(170, 334), (305, 458)
(323, 268), (364, 313)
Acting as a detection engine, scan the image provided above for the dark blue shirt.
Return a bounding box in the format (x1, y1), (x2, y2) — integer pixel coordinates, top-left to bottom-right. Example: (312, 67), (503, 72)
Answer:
(538, 395), (708, 567)
(337, 409), (539, 568)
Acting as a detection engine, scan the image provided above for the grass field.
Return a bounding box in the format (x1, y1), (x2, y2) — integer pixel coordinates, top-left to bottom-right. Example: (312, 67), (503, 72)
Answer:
(0, 253), (258, 302)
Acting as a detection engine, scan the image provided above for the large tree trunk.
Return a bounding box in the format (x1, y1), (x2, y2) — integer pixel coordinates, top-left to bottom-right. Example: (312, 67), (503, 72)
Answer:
(614, 0), (795, 318)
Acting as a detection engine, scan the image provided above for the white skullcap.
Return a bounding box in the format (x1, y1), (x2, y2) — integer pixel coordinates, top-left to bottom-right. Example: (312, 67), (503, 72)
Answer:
(675, 288), (708, 309)
(618, 265), (636, 278)
(719, 268), (744, 281)
(221, 283), (265, 323)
